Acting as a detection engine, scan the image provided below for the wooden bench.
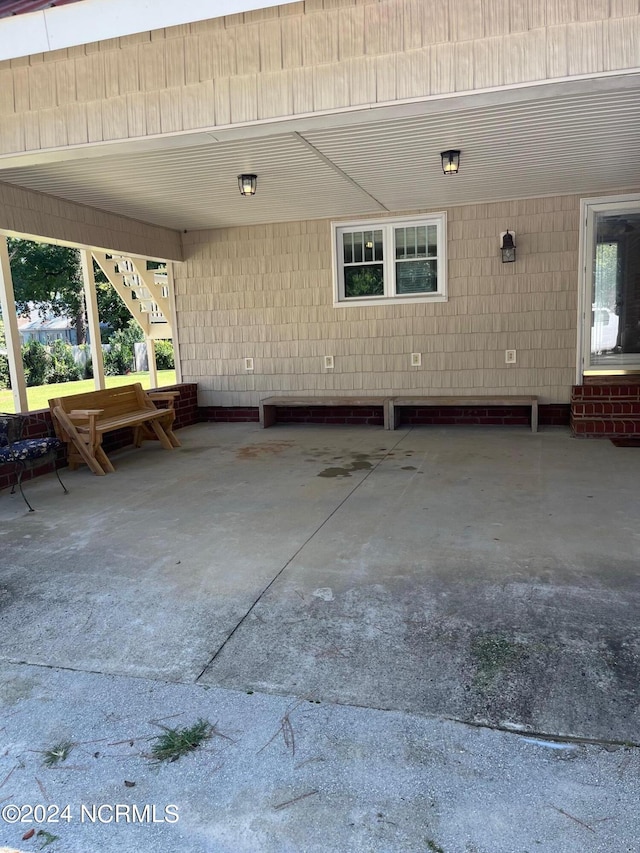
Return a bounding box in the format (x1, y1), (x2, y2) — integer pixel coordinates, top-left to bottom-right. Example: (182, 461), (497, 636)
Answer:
(259, 396), (391, 430)
(49, 383), (181, 476)
(389, 395), (539, 432)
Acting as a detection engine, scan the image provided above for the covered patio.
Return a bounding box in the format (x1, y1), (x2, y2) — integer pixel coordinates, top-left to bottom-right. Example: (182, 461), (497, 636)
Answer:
(1, 421), (637, 743)
(1, 1), (640, 848)
(0, 421), (638, 851)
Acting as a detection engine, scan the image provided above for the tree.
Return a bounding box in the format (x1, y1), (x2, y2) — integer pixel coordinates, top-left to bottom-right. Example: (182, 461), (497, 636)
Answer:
(8, 238), (88, 342)
(7, 238), (133, 343)
(94, 278), (133, 341)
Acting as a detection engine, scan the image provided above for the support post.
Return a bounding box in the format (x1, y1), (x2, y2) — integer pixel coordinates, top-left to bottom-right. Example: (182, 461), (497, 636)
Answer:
(146, 337), (157, 389)
(80, 250), (105, 390)
(0, 236), (28, 413)
(167, 262), (182, 383)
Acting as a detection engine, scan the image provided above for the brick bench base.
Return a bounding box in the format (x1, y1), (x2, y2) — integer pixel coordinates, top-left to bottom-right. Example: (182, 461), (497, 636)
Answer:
(389, 396), (539, 432)
(259, 397), (391, 430)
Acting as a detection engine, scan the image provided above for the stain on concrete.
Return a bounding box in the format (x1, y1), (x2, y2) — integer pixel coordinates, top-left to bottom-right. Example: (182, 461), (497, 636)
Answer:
(318, 454), (373, 477)
(402, 466), (417, 471)
(312, 588), (334, 602)
(236, 442), (294, 460)
(601, 636), (640, 692)
(0, 673), (37, 705)
(470, 632), (526, 687)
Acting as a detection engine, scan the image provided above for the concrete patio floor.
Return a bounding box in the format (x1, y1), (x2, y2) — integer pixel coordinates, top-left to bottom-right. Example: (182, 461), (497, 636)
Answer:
(0, 422), (639, 852)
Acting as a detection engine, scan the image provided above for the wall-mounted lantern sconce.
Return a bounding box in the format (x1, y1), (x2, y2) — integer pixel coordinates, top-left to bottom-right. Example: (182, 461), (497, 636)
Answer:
(238, 174), (257, 196)
(440, 150), (461, 175)
(500, 230), (516, 263)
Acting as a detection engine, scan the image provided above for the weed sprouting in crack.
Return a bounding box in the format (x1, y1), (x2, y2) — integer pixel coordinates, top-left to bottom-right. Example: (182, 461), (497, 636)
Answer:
(42, 741), (74, 768)
(149, 719), (213, 763)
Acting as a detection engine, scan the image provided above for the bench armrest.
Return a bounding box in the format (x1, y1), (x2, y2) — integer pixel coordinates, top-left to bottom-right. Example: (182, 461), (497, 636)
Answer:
(147, 391), (178, 410)
(147, 392), (179, 401)
(67, 408), (103, 445)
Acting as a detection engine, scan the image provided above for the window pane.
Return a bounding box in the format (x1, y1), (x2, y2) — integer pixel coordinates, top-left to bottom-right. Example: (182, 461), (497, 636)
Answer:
(345, 264), (384, 298)
(353, 233), (363, 263)
(417, 226), (426, 256)
(374, 230), (383, 261)
(396, 259), (437, 294)
(396, 225), (435, 259)
(343, 233), (353, 264)
(427, 225), (438, 257)
(364, 231), (374, 262)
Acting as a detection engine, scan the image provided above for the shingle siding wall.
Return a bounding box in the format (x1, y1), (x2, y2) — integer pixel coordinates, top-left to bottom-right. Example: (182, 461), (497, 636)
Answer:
(0, 181), (182, 259)
(1, 0), (639, 155)
(175, 193), (580, 407)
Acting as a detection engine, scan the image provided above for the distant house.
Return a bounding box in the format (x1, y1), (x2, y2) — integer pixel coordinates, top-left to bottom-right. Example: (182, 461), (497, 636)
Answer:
(16, 305), (107, 346)
(17, 306), (79, 345)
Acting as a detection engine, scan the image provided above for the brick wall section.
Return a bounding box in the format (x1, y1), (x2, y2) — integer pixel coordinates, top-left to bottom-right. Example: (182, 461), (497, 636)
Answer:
(200, 406), (260, 423)
(272, 406), (385, 426)
(168, 383), (199, 428)
(571, 383), (640, 437)
(399, 405), (531, 427)
(539, 404), (570, 426)
(0, 383), (199, 491)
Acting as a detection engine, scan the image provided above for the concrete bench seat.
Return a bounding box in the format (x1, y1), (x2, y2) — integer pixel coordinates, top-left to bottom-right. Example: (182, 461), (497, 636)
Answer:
(259, 396), (391, 430)
(389, 395), (538, 432)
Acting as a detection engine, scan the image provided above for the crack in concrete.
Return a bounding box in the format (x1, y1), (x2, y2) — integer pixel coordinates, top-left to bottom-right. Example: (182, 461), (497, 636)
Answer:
(193, 431), (413, 683)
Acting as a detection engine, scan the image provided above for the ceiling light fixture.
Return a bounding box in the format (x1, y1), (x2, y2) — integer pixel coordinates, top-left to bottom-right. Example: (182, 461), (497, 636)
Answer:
(440, 150), (461, 175)
(238, 174), (257, 196)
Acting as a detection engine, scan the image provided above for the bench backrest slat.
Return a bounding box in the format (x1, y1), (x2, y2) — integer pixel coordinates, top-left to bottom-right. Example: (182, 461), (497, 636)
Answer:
(49, 384), (146, 418)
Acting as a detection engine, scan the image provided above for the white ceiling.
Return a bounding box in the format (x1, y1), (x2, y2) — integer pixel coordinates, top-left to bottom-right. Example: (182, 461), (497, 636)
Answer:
(1, 79), (640, 233)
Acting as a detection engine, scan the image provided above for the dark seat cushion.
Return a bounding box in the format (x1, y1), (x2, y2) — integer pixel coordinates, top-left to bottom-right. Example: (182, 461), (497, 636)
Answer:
(0, 436), (62, 464)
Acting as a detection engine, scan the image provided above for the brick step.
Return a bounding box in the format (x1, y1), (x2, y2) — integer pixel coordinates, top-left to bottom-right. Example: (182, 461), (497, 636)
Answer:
(571, 417), (640, 436)
(571, 383), (640, 402)
(571, 402), (640, 416)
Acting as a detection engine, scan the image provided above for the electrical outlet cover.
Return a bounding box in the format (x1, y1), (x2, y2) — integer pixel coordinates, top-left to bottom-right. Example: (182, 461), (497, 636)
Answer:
(324, 356), (334, 369)
(411, 352), (421, 367)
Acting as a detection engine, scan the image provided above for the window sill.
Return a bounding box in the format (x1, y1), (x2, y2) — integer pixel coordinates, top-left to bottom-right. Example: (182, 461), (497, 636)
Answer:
(334, 294), (448, 308)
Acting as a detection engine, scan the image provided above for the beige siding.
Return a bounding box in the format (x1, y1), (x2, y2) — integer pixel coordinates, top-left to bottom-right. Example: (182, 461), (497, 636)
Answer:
(1, 0), (639, 156)
(175, 193), (580, 407)
(0, 181), (183, 259)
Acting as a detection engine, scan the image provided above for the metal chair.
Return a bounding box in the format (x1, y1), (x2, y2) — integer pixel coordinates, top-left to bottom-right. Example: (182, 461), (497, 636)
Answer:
(0, 413), (68, 512)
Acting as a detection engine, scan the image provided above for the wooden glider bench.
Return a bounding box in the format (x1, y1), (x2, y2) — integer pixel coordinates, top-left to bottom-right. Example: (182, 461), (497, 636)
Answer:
(259, 396), (391, 430)
(49, 383), (181, 476)
(389, 395), (539, 432)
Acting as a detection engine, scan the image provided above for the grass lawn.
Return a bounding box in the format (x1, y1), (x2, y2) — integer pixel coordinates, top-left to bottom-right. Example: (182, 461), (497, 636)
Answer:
(0, 370), (177, 414)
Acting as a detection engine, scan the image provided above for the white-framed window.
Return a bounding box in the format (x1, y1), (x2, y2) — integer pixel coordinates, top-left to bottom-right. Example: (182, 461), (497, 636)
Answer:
(332, 213), (447, 307)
